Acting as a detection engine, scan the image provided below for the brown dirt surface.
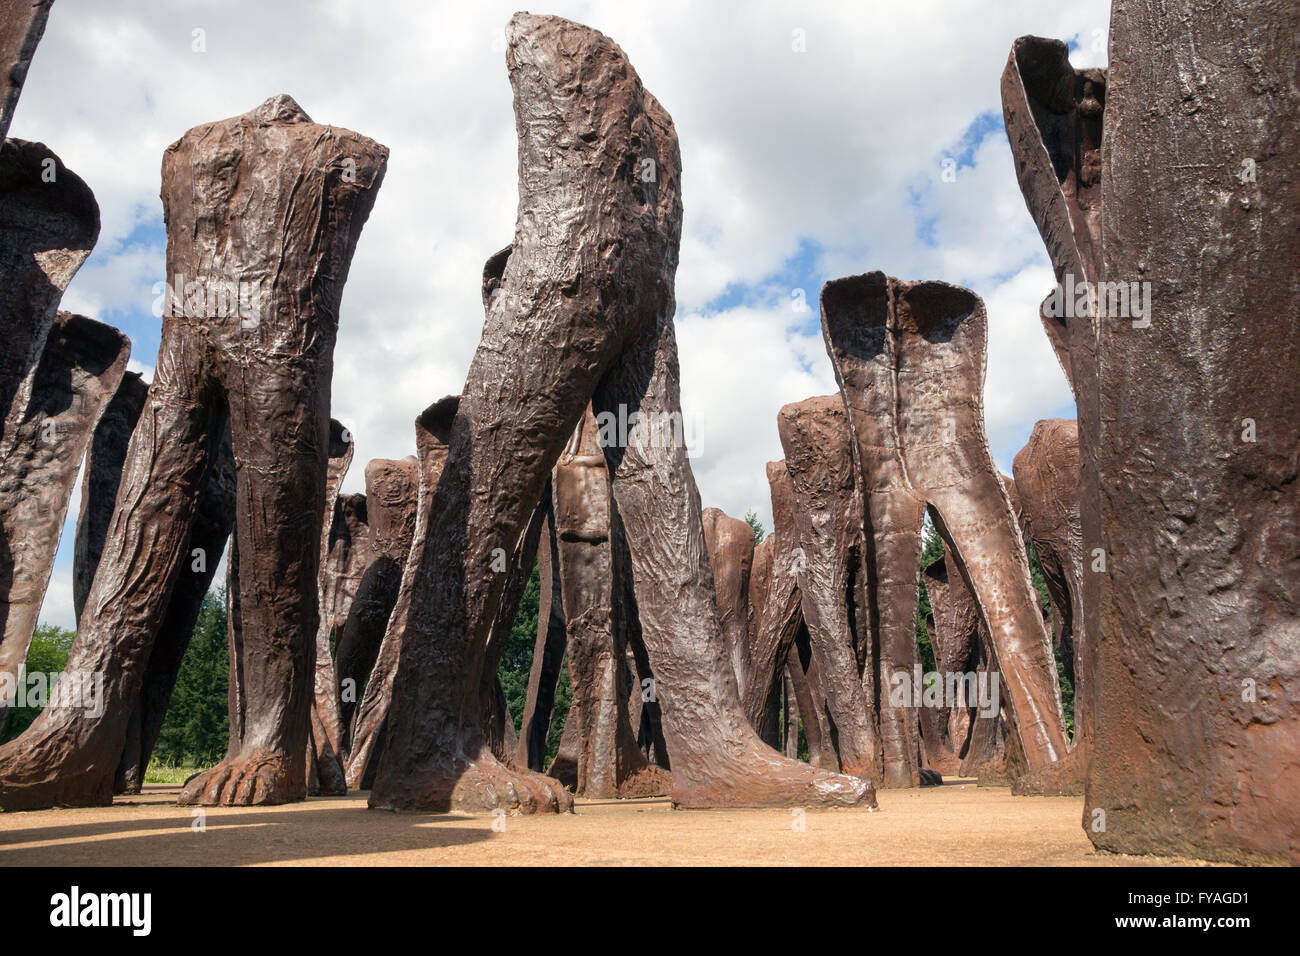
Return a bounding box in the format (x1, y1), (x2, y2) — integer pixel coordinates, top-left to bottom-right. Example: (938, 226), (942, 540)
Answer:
(0, 779), (1219, 866)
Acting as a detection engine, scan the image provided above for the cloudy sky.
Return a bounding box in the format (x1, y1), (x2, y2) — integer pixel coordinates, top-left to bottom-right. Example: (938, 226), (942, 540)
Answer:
(15, 0), (1109, 630)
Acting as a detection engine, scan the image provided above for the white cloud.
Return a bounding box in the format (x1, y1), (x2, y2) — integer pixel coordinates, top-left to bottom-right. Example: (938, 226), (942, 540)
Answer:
(13, 0), (1106, 592)
(38, 567), (78, 632)
(982, 265), (1076, 472)
(676, 301), (839, 531)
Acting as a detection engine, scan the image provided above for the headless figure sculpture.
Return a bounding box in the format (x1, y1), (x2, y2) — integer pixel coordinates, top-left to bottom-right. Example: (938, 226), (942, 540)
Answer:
(0, 95), (387, 809)
(553, 406), (665, 798)
(821, 272), (1069, 789)
(370, 14), (874, 812)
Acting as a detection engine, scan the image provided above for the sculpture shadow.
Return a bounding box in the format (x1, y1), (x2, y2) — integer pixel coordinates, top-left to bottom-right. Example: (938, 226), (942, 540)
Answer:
(0, 800), (491, 866)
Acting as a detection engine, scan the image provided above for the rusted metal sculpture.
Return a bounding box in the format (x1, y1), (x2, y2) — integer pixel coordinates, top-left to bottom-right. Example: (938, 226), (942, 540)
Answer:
(748, 534), (820, 762)
(742, 461), (804, 738)
(553, 407), (666, 797)
(74, 373), (238, 797)
(1001, 35), (1105, 397)
(1002, 35), (1105, 795)
(72, 372), (147, 619)
(514, 501), (567, 772)
(1084, 0), (1298, 863)
(174, 103), (384, 806)
(334, 457), (413, 747)
(702, 506), (755, 699)
(0, 0), (53, 141)
(371, 14), (873, 813)
(0, 314), (128, 729)
(114, 426), (235, 794)
(821, 272), (1069, 790)
(748, 537), (771, 652)
(0, 95), (387, 810)
(1013, 419), (1086, 755)
(785, 639), (831, 768)
(344, 395), (534, 787)
(777, 396), (879, 781)
(315, 490), (368, 743)
(71, 368), (234, 796)
(480, 497), (545, 766)
(306, 422), (357, 795)
(0, 142), (97, 453)
(346, 398), (455, 790)
(781, 660), (800, 759)
(923, 541), (1022, 782)
(2, 2), (94, 467)
(611, 504), (670, 771)
(921, 549), (976, 766)
(959, 644), (1017, 784)
(547, 712), (578, 786)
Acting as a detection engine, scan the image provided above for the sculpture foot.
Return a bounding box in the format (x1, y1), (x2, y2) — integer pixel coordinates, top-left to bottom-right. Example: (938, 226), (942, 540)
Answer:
(0, 731), (115, 811)
(616, 765), (671, 799)
(670, 736), (878, 809)
(310, 777), (348, 797)
(0, 779), (114, 812)
(177, 751), (301, 806)
(371, 744), (575, 814)
(1011, 751), (1085, 796)
(974, 767), (1015, 787)
(451, 751), (575, 814)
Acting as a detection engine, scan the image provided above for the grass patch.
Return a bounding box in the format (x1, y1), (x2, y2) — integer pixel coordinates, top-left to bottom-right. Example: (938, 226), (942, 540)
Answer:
(144, 763), (208, 785)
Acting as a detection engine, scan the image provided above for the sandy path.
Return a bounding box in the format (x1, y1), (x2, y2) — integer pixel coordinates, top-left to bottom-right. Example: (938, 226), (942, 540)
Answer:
(0, 779), (1212, 866)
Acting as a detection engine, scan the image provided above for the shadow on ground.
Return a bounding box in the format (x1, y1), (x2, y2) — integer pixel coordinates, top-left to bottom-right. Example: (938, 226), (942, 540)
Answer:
(0, 790), (491, 866)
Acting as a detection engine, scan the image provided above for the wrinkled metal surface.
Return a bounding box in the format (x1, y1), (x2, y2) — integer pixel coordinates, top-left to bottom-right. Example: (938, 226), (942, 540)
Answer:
(514, 498), (567, 771)
(305, 422), (357, 796)
(554, 407), (665, 797)
(822, 272), (1069, 784)
(0, 314), (128, 729)
(114, 419), (235, 794)
(0, 0), (53, 140)
(1086, 0), (1299, 863)
(778, 396), (880, 781)
(0, 95), (386, 810)
(1013, 419), (1087, 758)
(372, 14), (873, 812)
(0, 138), (98, 468)
(73, 371), (147, 620)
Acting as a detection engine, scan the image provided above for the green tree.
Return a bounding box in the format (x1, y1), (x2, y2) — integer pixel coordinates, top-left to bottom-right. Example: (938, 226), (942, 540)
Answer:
(912, 522), (1073, 735)
(920, 518), (945, 569)
(544, 663), (573, 766)
(1, 623), (75, 742)
(743, 510), (766, 546)
(153, 590), (230, 766)
(499, 563), (541, 734)
(1024, 539), (1074, 737)
(497, 562), (574, 767)
(914, 519), (943, 673)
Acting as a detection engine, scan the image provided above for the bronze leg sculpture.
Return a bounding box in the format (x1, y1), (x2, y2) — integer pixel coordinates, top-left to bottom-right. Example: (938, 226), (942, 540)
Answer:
(0, 314), (128, 730)
(0, 95), (387, 810)
(777, 396), (879, 780)
(822, 273), (1069, 789)
(370, 14), (874, 813)
(1086, 0), (1298, 863)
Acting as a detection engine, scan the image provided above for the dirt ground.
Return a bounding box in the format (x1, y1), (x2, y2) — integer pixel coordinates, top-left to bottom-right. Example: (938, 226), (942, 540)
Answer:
(0, 778), (1213, 866)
